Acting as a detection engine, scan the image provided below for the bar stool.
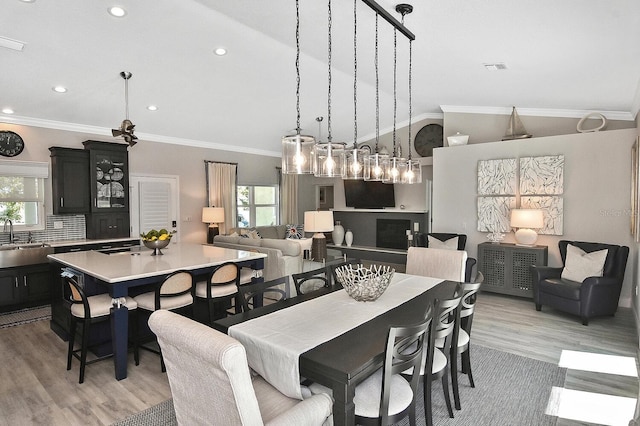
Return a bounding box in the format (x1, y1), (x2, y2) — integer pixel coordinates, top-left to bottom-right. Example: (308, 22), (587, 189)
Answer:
(63, 276), (139, 384)
(133, 270), (194, 372)
(195, 262), (240, 325)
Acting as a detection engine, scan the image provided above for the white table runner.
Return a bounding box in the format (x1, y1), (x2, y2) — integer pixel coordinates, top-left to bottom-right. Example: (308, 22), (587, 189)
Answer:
(228, 273), (443, 399)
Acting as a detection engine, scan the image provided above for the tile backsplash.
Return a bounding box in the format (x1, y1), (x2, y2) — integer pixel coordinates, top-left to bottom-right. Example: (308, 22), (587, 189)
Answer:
(0, 215), (86, 245)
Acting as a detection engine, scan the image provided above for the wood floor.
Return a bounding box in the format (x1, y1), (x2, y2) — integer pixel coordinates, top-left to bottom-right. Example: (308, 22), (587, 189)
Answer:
(0, 291), (637, 425)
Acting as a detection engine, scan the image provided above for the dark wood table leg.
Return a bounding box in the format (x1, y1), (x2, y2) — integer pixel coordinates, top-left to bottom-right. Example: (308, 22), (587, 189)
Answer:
(332, 382), (356, 426)
(110, 302), (129, 380)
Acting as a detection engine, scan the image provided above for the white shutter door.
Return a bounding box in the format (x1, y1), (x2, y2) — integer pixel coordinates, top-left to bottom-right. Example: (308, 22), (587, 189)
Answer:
(139, 181), (172, 232)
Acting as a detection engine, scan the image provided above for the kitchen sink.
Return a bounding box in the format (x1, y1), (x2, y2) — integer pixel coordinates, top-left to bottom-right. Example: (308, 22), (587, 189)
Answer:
(0, 243), (54, 267)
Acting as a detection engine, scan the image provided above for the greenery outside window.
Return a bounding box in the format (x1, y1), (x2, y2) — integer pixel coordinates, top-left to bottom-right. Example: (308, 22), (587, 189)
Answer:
(0, 161), (48, 231)
(237, 185), (279, 228)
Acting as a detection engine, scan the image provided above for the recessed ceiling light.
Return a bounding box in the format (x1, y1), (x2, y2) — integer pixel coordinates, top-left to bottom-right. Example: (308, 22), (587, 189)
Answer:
(483, 63), (508, 71)
(20, 0), (36, 3)
(147, 105), (158, 111)
(2, 108), (14, 114)
(214, 47), (227, 56)
(52, 86), (67, 93)
(108, 6), (127, 17)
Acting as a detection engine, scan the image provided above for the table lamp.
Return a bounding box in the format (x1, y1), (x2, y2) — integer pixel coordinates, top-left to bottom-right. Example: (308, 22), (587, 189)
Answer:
(304, 210), (334, 262)
(510, 209), (544, 246)
(202, 207), (225, 244)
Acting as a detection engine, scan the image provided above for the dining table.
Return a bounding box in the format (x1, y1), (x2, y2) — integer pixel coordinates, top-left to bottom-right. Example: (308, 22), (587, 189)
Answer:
(214, 272), (459, 426)
(48, 242), (266, 380)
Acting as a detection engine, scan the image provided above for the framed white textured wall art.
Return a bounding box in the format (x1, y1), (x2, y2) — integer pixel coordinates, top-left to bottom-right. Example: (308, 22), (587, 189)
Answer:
(521, 196), (563, 235)
(477, 196), (516, 232)
(520, 155), (564, 195)
(477, 158), (517, 195)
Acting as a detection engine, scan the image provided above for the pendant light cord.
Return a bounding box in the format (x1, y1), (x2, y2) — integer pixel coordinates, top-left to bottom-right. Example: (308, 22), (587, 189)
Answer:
(327, 0), (332, 143)
(353, 0), (357, 148)
(374, 14), (379, 152)
(392, 26), (397, 157)
(295, 0), (301, 134)
(408, 38), (413, 160)
(124, 77), (129, 120)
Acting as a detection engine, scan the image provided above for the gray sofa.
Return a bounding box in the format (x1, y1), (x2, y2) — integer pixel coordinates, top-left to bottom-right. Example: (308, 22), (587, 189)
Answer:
(213, 234), (303, 281)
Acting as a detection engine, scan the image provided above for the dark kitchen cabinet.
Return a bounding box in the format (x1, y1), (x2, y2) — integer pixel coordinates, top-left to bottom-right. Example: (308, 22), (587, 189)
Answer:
(85, 212), (130, 239)
(49, 147), (90, 214)
(83, 140), (129, 213)
(0, 264), (52, 311)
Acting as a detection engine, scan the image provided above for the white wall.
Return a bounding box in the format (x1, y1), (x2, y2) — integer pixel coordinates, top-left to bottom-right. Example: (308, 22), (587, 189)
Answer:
(0, 123), (281, 243)
(433, 128), (637, 307)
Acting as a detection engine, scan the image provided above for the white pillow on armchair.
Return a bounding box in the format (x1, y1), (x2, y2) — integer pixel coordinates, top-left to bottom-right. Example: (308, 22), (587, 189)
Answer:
(561, 244), (608, 283)
(427, 235), (459, 250)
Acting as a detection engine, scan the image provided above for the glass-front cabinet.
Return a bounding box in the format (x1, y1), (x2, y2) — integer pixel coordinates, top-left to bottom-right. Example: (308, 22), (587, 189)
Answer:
(83, 140), (129, 212)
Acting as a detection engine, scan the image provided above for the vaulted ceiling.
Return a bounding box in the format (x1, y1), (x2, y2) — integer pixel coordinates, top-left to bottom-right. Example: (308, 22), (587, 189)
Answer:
(1, 0), (639, 156)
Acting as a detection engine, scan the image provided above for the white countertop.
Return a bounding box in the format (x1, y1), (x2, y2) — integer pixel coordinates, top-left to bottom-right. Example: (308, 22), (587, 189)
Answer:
(47, 242), (266, 283)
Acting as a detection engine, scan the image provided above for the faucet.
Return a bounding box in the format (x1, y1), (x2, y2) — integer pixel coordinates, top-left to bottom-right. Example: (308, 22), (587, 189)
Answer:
(3, 219), (14, 244)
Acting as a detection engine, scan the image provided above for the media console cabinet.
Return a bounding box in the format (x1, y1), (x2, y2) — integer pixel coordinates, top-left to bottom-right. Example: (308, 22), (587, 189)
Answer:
(477, 242), (548, 298)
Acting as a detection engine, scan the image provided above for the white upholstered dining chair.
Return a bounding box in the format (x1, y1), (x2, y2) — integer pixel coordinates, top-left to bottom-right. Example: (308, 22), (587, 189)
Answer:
(148, 310), (333, 426)
(405, 247), (467, 282)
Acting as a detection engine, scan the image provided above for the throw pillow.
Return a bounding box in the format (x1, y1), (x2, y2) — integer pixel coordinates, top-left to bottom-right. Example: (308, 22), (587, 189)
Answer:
(239, 228), (261, 239)
(286, 224), (303, 239)
(428, 235), (459, 250)
(561, 244), (608, 283)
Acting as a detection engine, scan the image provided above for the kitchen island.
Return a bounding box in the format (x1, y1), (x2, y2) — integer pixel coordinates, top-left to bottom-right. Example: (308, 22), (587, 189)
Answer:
(48, 242), (266, 380)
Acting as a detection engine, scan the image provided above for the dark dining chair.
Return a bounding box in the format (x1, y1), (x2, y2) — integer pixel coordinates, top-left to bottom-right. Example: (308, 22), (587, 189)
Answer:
(311, 303), (435, 426)
(292, 266), (330, 296)
(450, 272), (483, 411)
(237, 276), (288, 312)
(63, 276), (139, 383)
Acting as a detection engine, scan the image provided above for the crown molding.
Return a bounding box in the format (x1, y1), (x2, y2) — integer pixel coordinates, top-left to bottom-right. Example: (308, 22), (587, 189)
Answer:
(439, 105), (635, 121)
(355, 112), (444, 144)
(0, 115), (282, 158)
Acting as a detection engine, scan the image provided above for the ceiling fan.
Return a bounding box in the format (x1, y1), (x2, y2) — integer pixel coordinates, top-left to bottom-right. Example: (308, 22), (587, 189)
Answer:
(111, 71), (138, 146)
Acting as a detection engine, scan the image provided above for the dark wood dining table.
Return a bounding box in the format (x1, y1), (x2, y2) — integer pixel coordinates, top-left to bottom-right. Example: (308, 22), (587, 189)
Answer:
(214, 275), (459, 426)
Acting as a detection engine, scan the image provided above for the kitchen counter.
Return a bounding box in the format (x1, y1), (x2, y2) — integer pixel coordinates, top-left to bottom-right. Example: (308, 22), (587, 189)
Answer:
(48, 242), (266, 380)
(47, 237), (139, 248)
(48, 242), (266, 283)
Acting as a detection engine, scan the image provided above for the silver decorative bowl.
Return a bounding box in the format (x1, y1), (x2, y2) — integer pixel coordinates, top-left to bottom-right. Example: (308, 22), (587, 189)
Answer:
(143, 239), (170, 255)
(335, 264), (395, 302)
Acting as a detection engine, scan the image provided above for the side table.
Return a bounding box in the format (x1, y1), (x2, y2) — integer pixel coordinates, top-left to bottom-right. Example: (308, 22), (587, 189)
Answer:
(477, 242), (548, 298)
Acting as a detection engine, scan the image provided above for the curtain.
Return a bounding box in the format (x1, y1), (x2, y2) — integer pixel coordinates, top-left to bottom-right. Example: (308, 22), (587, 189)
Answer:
(280, 170), (298, 225)
(207, 162), (237, 234)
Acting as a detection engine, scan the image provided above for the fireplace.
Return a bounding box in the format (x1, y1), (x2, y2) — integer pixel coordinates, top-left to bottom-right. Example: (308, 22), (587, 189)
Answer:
(376, 219), (411, 250)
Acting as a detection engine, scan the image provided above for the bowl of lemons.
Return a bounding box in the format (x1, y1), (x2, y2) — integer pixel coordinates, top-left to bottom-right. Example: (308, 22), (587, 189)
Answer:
(141, 229), (175, 255)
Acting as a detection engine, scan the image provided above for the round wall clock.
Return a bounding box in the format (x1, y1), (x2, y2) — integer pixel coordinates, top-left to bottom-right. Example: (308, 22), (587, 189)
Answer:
(414, 123), (443, 157)
(0, 131), (25, 157)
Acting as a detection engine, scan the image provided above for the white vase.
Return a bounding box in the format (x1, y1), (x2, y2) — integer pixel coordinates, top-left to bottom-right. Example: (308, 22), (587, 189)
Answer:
(345, 229), (353, 247)
(332, 221), (345, 246)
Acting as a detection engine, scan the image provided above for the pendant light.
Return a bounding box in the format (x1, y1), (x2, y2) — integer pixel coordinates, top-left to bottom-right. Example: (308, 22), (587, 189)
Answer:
(282, 0), (315, 174)
(364, 14), (388, 181)
(382, 25), (404, 184)
(314, 0), (346, 178)
(343, 0), (367, 180)
(397, 4), (422, 184)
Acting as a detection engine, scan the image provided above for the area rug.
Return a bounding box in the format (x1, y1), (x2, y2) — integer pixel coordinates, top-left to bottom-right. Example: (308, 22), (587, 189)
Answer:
(112, 344), (566, 426)
(0, 305), (51, 329)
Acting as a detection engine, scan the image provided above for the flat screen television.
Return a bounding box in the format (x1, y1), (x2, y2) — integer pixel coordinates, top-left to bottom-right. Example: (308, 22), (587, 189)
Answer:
(344, 180), (395, 209)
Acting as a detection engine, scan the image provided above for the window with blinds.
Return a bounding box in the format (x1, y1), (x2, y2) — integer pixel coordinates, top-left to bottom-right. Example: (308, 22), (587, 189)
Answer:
(0, 160), (48, 230)
(138, 181), (171, 232)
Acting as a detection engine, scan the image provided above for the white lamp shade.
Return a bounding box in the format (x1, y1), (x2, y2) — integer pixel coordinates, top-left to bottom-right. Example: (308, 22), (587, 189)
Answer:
(510, 209), (544, 229)
(202, 207), (225, 224)
(304, 211), (334, 233)
(511, 209), (543, 245)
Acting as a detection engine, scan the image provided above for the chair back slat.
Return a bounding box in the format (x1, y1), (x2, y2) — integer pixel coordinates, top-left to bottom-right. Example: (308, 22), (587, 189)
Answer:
(237, 276), (289, 312)
(292, 266), (329, 295)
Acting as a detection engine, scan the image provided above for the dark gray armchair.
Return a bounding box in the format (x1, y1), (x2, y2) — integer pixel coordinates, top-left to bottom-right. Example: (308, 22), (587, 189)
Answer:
(531, 240), (629, 325)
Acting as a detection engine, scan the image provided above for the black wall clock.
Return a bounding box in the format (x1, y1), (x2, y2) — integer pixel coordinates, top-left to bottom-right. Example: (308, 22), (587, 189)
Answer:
(0, 131), (25, 157)
(414, 123), (443, 157)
